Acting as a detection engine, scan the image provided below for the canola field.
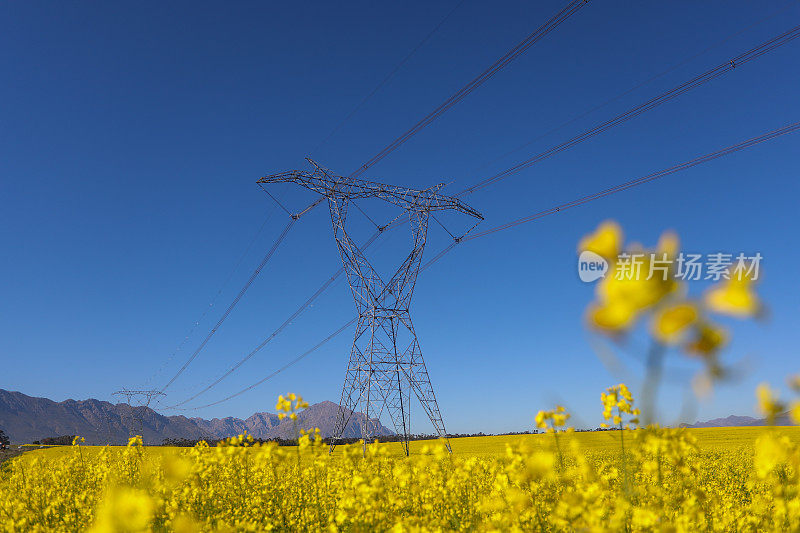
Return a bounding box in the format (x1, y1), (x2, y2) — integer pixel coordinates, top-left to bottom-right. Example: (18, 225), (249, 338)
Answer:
(2, 424), (800, 532)
(2, 225), (798, 531)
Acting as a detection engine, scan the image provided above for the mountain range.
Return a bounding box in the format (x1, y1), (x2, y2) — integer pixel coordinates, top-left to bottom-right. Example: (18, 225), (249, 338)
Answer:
(682, 413), (795, 428)
(0, 389), (392, 445)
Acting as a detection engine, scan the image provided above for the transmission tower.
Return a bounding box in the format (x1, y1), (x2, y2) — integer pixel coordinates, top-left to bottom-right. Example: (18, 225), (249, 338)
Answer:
(112, 389), (166, 444)
(259, 160), (482, 455)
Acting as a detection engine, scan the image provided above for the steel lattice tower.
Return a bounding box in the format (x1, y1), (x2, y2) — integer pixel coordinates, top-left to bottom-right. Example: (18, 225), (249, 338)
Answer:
(259, 161), (482, 455)
(112, 389), (166, 444)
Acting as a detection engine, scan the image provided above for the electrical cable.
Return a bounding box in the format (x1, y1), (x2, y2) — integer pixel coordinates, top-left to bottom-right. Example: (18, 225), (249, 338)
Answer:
(161, 20), (800, 406)
(161, 215), (389, 408)
(144, 207), (278, 387)
(348, 0), (590, 179)
(178, 318), (358, 410)
(159, 218), (297, 393)
(457, 23), (800, 197)
(311, 0), (469, 154)
(171, 119), (800, 410)
(469, 0), (798, 174)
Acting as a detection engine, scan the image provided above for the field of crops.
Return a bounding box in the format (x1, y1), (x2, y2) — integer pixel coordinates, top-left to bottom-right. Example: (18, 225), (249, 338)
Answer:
(3, 223), (798, 531)
(2, 423), (800, 531)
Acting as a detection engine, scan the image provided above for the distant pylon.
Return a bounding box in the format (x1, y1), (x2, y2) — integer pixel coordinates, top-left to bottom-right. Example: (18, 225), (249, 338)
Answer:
(112, 389), (165, 444)
(259, 160), (482, 455)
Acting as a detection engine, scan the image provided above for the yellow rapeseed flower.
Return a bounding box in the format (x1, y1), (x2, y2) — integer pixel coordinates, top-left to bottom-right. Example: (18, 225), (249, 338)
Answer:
(652, 302), (697, 344)
(704, 272), (761, 318)
(685, 322), (727, 356)
(89, 487), (154, 533)
(579, 220), (623, 260)
(756, 383), (786, 425)
(586, 300), (638, 333)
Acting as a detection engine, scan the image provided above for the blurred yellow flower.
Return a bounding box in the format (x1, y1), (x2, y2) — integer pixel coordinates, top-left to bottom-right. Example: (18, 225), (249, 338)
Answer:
(754, 433), (793, 479)
(652, 303), (697, 344)
(90, 487), (154, 533)
(791, 402), (800, 425)
(756, 383), (786, 425)
(582, 222), (686, 339)
(586, 300), (638, 333)
(162, 456), (192, 485)
(535, 406), (571, 430)
(705, 276), (760, 318)
(579, 220), (622, 260)
(685, 322), (727, 356)
(656, 230), (680, 260)
(597, 259), (678, 311)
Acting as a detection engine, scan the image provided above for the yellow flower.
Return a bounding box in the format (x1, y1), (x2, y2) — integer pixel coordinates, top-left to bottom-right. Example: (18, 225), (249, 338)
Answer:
(597, 258), (678, 312)
(656, 230), (680, 260)
(601, 384), (639, 428)
(704, 272), (760, 318)
(685, 322), (727, 356)
(526, 451), (556, 480)
(587, 300), (638, 333)
(579, 220), (623, 260)
(90, 487), (154, 533)
(534, 406), (571, 430)
(791, 402), (800, 425)
(756, 383), (785, 425)
(162, 456), (192, 485)
(652, 303), (698, 344)
(754, 433), (793, 479)
(535, 411), (547, 429)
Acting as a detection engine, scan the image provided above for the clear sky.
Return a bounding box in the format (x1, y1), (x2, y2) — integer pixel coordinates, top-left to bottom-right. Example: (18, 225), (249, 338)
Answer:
(2, 1), (799, 434)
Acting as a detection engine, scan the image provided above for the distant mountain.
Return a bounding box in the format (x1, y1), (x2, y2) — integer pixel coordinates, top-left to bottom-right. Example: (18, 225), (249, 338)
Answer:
(0, 389), (392, 445)
(683, 413), (796, 428)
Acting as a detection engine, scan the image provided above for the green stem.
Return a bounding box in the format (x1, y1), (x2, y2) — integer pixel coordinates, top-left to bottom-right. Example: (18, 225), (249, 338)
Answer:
(619, 412), (629, 495)
(642, 341), (666, 426)
(553, 430), (565, 472)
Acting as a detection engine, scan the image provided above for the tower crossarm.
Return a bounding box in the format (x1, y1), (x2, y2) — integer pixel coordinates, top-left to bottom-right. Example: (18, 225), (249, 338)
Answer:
(258, 167), (483, 220)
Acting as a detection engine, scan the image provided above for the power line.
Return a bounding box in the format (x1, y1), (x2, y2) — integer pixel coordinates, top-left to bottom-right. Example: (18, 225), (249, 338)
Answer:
(469, 1), (798, 174)
(161, 222), (388, 408)
(171, 119), (800, 411)
(461, 120), (800, 239)
(311, 0), (468, 154)
(160, 21), (800, 407)
(159, 218), (297, 393)
(348, 0), (590, 178)
(144, 207), (278, 387)
(457, 23), (800, 196)
(174, 319), (358, 411)
(162, 211), (405, 409)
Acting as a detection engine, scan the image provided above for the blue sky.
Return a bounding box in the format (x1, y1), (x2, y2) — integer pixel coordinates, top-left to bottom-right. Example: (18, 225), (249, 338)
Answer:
(2, 1), (799, 434)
